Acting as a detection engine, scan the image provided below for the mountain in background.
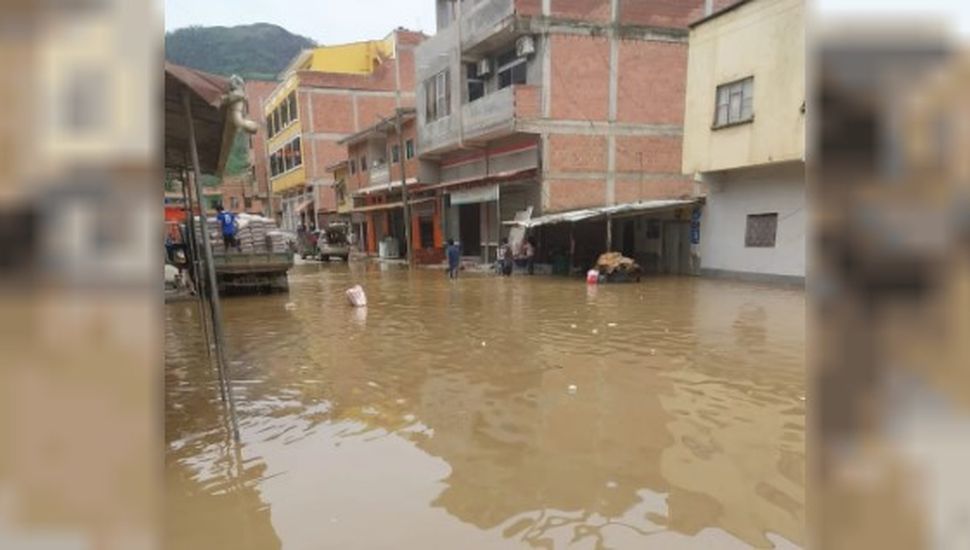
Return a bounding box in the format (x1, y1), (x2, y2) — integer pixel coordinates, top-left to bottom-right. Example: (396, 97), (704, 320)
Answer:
(165, 23), (316, 81)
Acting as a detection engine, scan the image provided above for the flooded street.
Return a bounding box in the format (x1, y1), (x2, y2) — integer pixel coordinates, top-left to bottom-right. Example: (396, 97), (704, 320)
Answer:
(165, 264), (805, 549)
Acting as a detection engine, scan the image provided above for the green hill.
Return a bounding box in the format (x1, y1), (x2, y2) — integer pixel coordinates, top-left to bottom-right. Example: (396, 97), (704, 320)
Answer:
(165, 23), (315, 81)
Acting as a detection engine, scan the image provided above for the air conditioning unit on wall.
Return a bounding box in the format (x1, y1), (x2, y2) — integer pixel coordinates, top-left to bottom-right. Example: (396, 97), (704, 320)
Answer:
(516, 36), (536, 57)
(476, 58), (491, 76)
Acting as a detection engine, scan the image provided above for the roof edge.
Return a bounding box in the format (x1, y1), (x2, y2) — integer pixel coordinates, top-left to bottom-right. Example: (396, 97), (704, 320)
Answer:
(689, 0), (756, 29)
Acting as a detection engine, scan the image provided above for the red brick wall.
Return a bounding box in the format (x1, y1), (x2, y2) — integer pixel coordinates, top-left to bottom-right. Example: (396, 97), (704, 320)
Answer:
(618, 0), (706, 28)
(550, 35), (610, 121)
(356, 96), (398, 131)
(396, 47), (417, 91)
(548, 134), (608, 172)
(307, 138), (346, 182)
(305, 93), (355, 134)
(615, 136), (682, 172)
(614, 177), (693, 204)
(515, 85), (541, 119)
(245, 80), (277, 199)
(616, 40), (687, 125)
(551, 0), (611, 22)
(546, 179), (607, 211)
(516, 0), (543, 16)
(316, 185), (337, 212)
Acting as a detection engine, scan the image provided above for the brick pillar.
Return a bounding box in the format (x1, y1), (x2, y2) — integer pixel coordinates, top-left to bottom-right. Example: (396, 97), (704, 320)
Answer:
(411, 210), (422, 252)
(433, 197), (444, 248)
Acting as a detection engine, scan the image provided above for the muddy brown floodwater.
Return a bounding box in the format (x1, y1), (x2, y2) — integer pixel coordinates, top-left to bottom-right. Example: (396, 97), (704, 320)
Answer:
(165, 263), (805, 549)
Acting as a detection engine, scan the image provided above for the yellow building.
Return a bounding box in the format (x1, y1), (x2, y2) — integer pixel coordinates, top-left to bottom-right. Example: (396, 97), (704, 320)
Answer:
(262, 30), (421, 231)
(682, 0), (806, 283)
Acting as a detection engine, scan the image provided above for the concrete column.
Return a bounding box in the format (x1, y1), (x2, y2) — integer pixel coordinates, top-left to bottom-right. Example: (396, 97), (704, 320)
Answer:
(606, 0), (620, 206)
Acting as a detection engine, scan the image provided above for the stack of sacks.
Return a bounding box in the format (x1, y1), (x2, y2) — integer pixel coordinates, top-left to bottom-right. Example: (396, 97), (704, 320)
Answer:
(193, 217), (224, 254)
(194, 214), (289, 254)
(265, 231), (292, 253)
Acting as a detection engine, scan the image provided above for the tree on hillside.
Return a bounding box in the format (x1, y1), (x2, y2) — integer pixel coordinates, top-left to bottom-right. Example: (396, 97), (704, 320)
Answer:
(164, 23), (316, 79)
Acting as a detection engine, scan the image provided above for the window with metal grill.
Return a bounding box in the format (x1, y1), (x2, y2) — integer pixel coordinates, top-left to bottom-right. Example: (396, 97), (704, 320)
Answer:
(745, 213), (778, 247)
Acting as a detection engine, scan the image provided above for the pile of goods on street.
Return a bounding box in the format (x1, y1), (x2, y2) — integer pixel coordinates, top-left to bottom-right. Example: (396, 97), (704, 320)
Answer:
(594, 252), (642, 282)
(193, 214), (291, 254)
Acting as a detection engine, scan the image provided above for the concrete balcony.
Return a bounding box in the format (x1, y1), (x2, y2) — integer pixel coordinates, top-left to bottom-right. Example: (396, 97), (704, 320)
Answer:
(462, 84), (540, 145)
(460, 0), (515, 52)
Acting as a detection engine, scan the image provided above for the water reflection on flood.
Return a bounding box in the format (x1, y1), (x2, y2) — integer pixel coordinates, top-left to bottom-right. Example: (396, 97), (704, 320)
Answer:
(165, 263), (805, 549)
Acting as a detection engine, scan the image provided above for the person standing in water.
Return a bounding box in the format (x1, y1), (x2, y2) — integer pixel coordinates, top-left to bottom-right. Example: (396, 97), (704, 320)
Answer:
(446, 239), (461, 279)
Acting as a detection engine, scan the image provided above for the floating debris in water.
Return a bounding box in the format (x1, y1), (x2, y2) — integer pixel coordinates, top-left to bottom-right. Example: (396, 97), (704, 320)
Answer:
(570, 324), (578, 329)
(396, 398), (407, 405)
(799, 396), (806, 401)
(481, 341), (487, 347)
(403, 414), (416, 423)
(367, 381), (380, 388)
(606, 481), (618, 489)
(607, 322), (617, 328)
(650, 349), (656, 355)
(567, 384), (578, 394)
(284, 302), (297, 310)
(591, 329), (599, 335)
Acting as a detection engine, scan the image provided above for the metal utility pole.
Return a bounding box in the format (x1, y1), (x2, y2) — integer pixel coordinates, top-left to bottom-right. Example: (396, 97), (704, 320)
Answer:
(182, 89), (240, 441)
(394, 108), (413, 266)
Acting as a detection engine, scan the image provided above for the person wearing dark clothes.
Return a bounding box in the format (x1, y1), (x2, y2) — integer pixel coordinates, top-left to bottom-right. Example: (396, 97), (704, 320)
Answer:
(215, 205), (241, 252)
(446, 239), (461, 279)
(499, 238), (513, 276)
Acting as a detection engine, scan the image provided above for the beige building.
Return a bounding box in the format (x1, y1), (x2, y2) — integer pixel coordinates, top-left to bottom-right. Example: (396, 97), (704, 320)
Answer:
(682, 0), (806, 282)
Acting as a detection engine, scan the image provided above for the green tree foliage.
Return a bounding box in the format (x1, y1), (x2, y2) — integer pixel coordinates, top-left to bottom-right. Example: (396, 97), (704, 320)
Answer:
(165, 23), (316, 80)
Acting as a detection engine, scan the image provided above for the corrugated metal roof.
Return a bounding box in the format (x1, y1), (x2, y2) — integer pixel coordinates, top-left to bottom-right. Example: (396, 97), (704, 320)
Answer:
(505, 199), (700, 228)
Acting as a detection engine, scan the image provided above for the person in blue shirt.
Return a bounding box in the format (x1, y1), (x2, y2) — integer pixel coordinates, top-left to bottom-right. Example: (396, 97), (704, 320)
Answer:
(446, 239), (461, 279)
(215, 205), (240, 253)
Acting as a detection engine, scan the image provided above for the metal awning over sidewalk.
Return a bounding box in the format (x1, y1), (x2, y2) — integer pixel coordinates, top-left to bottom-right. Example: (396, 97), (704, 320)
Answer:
(504, 198), (700, 228)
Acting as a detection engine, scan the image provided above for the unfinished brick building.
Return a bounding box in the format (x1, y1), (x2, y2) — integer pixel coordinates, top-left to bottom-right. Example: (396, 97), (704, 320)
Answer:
(415, 0), (739, 271)
(262, 29), (426, 231)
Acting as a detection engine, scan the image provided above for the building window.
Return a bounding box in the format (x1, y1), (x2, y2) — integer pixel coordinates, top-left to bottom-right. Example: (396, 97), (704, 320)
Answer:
(283, 142), (293, 171)
(360, 155), (367, 172)
(244, 197), (253, 209)
(266, 115), (273, 137)
(273, 109), (282, 135)
(466, 63), (485, 102)
(425, 70), (451, 122)
(496, 49), (527, 90)
(350, 159), (357, 175)
(292, 137), (302, 167)
(745, 213), (777, 247)
(230, 196), (239, 210)
(406, 139), (415, 159)
(391, 144), (400, 163)
(714, 77), (754, 127)
(287, 92), (297, 123)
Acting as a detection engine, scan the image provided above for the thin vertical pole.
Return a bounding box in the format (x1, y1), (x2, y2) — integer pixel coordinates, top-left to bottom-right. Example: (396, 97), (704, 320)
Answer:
(183, 89), (240, 441)
(606, 214), (613, 251)
(182, 174), (211, 357)
(395, 109), (413, 267)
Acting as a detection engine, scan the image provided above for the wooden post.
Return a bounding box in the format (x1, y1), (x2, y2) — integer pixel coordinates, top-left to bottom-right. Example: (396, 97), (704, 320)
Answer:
(395, 109), (413, 267)
(183, 89), (240, 441)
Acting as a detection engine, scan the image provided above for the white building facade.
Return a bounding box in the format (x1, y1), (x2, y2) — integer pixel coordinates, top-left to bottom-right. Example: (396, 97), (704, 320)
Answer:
(682, 0), (806, 283)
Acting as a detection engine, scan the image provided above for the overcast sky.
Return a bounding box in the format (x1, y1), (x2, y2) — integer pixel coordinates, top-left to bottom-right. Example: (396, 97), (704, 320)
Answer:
(164, 0), (969, 43)
(164, 0), (438, 44)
